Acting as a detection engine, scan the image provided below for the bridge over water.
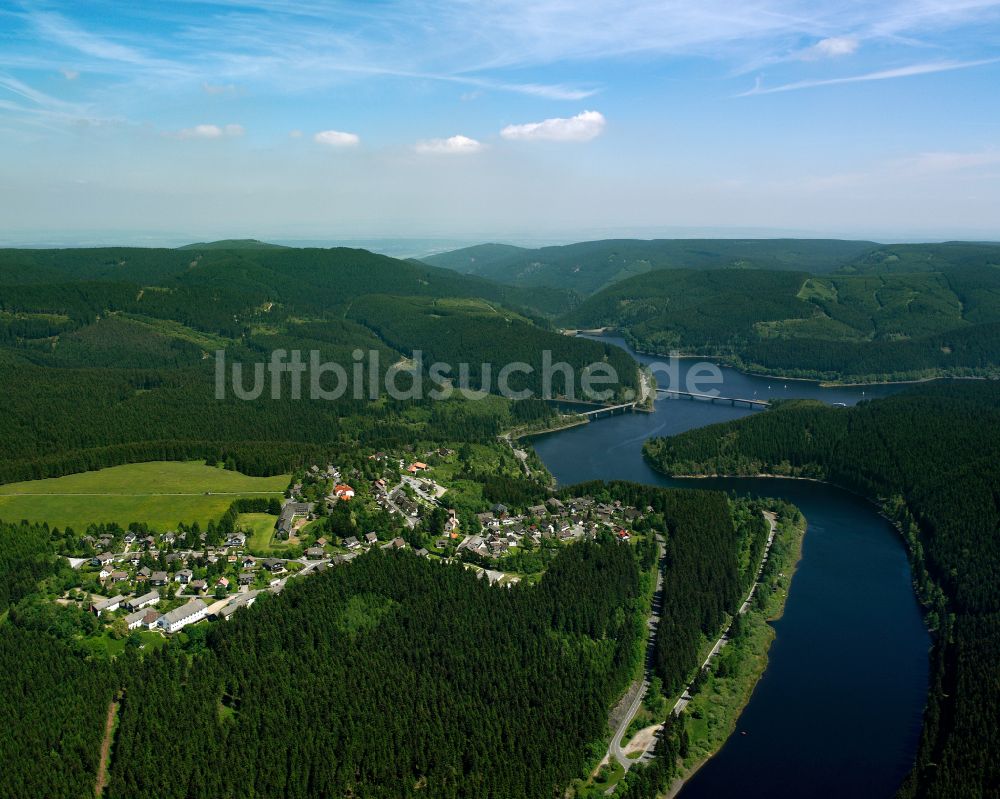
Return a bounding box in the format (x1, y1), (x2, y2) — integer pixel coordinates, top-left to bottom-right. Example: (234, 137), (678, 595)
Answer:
(655, 388), (770, 409)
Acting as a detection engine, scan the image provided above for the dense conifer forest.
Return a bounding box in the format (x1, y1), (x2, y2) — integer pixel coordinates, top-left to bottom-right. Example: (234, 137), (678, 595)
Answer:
(560, 266), (1000, 382)
(0, 247), (638, 484)
(643, 381), (1000, 798)
(0, 483), (749, 799)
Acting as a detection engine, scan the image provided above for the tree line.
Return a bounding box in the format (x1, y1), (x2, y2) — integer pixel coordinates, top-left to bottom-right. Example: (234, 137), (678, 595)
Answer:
(644, 381), (1000, 798)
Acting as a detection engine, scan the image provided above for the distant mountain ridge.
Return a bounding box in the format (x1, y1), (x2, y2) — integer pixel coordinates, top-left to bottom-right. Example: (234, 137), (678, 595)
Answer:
(421, 238), (881, 295)
(422, 238), (1000, 297)
(177, 239), (290, 250)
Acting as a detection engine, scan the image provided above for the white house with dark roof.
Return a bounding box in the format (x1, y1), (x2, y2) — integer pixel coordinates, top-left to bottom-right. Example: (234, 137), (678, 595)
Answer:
(92, 595), (124, 616)
(125, 591), (160, 612)
(157, 599), (207, 633)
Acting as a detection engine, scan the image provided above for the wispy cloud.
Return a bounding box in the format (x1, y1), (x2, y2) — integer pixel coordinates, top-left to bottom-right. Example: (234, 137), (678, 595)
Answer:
(0, 73), (78, 111)
(60, 68), (80, 80)
(174, 123), (244, 139)
(804, 36), (859, 59)
(314, 129), (360, 147)
(740, 58), (1000, 95)
(415, 135), (483, 154)
(501, 110), (605, 142)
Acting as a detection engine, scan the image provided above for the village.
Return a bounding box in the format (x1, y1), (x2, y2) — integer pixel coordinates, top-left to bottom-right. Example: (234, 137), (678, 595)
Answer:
(62, 448), (650, 645)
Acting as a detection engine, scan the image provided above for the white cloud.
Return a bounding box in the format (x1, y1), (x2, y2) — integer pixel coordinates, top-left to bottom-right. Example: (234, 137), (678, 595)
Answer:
(60, 68), (79, 80)
(314, 129), (360, 147)
(740, 58), (1000, 96)
(176, 123), (244, 139)
(500, 110), (605, 142)
(415, 135), (483, 154)
(806, 37), (859, 59)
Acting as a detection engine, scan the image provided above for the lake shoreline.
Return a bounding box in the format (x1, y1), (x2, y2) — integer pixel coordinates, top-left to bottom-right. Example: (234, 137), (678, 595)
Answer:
(664, 511), (807, 799)
(574, 329), (991, 388)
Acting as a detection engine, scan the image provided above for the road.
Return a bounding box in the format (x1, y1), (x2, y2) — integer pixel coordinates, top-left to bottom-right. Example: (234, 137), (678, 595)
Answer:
(385, 479), (417, 528)
(500, 432), (533, 477)
(663, 512), (778, 725)
(606, 532), (665, 771)
(603, 511), (779, 784)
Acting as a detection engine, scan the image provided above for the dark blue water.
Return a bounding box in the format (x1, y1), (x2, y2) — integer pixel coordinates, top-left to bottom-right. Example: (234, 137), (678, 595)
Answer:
(532, 337), (930, 798)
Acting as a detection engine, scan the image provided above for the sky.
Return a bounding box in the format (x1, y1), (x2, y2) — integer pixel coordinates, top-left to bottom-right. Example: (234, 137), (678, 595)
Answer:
(2, 0), (1000, 247)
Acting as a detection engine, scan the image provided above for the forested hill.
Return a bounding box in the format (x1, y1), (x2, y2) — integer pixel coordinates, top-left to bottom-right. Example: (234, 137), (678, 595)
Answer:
(176, 238), (290, 250)
(0, 245), (573, 316)
(0, 246), (632, 483)
(643, 381), (1000, 798)
(0, 486), (746, 799)
(423, 239), (1000, 297)
(561, 266), (1000, 382)
(422, 238), (881, 294)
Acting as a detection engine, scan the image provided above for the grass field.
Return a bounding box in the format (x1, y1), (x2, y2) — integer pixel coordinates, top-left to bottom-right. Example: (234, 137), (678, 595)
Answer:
(80, 629), (167, 659)
(0, 461), (289, 530)
(238, 512), (290, 554)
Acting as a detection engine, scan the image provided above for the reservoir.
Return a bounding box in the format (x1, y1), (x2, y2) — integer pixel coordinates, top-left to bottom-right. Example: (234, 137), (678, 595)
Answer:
(532, 338), (930, 798)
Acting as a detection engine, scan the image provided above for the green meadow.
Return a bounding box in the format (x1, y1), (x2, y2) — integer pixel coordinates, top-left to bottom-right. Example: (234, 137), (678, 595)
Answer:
(0, 461), (289, 530)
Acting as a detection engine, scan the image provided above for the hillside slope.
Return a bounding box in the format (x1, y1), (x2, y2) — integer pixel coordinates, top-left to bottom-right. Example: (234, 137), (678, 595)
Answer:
(561, 266), (1000, 381)
(423, 238), (880, 295)
(643, 381), (1000, 799)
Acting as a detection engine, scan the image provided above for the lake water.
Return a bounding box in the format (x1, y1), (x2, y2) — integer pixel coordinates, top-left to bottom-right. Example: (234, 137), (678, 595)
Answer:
(531, 337), (930, 798)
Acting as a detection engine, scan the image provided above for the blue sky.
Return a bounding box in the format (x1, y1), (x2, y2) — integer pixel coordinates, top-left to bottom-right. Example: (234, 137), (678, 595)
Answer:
(2, 0), (1000, 246)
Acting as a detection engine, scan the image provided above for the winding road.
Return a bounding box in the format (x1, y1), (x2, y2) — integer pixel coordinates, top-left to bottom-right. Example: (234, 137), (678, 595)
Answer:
(606, 531), (665, 770)
(606, 511), (779, 783)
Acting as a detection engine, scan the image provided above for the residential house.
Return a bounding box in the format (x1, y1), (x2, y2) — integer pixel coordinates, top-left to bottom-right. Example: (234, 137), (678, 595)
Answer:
(91, 552), (115, 568)
(225, 532), (247, 548)
(305, 547), (325, 559)
(125, 591), (160, 612)
(125, 609), (149, 630)
(175, 569), (193, 584)
(189, 579), (207, 593)
(238, 572), (254, 586)
(157, 599), (207, 633)
(334, 484), (355, 501)
(92, 595), (124, 616)
(218, 591), (257, 621)
(150, 571), (168, 586)
(261, 558), (285, 574)
(343, 536), (360, 550)
(108, 570), (129, 584)
(139, 609), (161, 628)
(277, 500), (313, 536)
